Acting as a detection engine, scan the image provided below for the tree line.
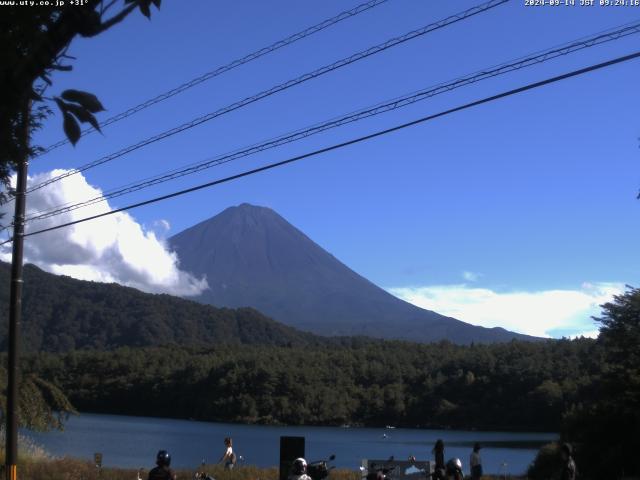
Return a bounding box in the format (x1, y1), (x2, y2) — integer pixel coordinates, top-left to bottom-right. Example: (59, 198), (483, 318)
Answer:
(21, 337), (594, 431)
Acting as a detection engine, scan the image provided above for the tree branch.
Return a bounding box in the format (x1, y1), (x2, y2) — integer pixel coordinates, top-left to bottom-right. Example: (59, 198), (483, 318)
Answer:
(101, 0), (120, 16)
(87, 2), (137, 37)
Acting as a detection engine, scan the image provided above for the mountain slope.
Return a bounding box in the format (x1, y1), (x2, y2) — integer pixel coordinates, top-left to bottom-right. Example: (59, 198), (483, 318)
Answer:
(170, 204), (535, 344)
(0, 262), (318, 352)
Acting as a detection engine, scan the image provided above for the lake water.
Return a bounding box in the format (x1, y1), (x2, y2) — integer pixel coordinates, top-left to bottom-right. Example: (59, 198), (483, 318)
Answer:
(25, 413), (556, 475)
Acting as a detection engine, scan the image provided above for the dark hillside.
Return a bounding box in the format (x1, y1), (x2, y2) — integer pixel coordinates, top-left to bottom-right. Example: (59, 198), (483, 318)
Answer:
(0, 262), (318, 352)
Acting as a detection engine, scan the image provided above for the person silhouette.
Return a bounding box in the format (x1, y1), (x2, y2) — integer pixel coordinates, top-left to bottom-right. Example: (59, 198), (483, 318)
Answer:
(148, 451), (176, 480)
(470, 443), (483, 480)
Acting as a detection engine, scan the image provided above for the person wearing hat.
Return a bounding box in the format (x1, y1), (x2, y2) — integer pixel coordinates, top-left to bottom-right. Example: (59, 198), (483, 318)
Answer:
(470, 443), (483, 480)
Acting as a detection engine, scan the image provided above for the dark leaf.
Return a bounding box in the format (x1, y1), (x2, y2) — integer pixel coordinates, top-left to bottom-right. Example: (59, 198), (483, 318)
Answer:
(87, 113), (101, 133)
(41, 74), (52, 86)
(152, 0), (161, 7)
(63, 112), (81, 146)
(65, 103), (101, 133)
(139, 1), (151, 18)
(53, 97), (68, 114)
(77, 10), (102, 37)
(51, 64), (73, 71)
(29, 90), (43, 102)
(60, 89), (105, 113)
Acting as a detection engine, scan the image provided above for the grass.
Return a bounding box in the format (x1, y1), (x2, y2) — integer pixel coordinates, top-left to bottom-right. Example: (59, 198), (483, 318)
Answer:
(0, 439), (517, 480)
(0, 434), (54, 464)
(5, 458), (362, 480)
(8, 458), (525, 480)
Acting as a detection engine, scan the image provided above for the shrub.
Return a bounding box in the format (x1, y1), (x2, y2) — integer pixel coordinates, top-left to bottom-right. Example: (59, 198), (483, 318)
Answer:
(527, 443), (561, 480)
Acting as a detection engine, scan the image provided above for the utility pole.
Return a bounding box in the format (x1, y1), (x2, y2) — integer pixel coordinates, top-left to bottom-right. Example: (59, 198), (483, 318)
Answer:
(5, 99), (30, 480)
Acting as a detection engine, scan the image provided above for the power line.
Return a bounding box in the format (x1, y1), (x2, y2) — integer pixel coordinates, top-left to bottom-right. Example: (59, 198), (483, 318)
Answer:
(25, 0), (509, 195)
(3, 49), (638, 246)
(21, 20), (640, 224)
(37, 0), (391, 155)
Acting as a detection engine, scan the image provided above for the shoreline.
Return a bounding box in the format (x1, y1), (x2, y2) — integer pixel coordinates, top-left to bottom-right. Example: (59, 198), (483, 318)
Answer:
(68, 410), (559, 435)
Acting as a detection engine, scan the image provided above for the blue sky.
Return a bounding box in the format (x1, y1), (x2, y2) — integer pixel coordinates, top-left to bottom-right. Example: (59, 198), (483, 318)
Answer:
(17, 0), (640, 337)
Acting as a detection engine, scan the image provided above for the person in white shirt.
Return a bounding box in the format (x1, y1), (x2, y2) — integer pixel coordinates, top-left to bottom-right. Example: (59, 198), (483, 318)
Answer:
(219, 437), (236, 470)
(470, 443), (483, 480)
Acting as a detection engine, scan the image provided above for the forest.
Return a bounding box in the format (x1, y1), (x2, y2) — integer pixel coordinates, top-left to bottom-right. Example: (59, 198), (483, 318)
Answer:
(22, 338), (594, 431)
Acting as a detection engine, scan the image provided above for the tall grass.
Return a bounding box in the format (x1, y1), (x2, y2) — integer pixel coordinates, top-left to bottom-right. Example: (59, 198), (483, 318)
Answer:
(0, 433), (54, 463)
(0, 442), (513, 480)
(16, 460), (520, 480)
(8, 458), (361, 480)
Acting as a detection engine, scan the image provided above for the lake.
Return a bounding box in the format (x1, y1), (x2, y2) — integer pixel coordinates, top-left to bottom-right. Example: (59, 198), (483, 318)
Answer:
(25, 413), (556, 475)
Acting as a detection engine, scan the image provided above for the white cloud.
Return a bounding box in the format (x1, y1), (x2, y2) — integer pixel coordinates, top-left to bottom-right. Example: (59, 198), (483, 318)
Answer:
(462, 271), (482, 282)
(388, 282), (624, 338)
(569, 330), (599, 339)
(0, 170), (208, 296)
(151, 219), (171, 236)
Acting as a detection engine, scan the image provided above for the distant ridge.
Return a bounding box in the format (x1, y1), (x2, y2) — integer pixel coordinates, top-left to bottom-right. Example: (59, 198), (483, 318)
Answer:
(170, 203), (537, 344)
(0, 262), (318, 352)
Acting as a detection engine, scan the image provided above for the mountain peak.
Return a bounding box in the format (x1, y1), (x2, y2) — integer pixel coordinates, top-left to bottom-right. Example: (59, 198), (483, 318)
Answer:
(170, 205), (537, 344)
(237, 202), (266, 209)
(231, 202), (272, 213)
(205, 203), (281, 226)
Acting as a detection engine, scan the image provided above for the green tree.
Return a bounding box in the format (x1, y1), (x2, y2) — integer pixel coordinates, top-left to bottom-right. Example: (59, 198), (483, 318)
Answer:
(0, 0), (162, 433)
(0, 0), (161, 201)
(0, 366), (76, 431)
(562, 287), (640, 479)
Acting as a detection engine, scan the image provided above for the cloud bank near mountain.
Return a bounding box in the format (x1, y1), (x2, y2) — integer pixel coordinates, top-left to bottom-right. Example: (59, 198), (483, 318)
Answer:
(0, 170), (207, 296)
(389, 281), (623, 338)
